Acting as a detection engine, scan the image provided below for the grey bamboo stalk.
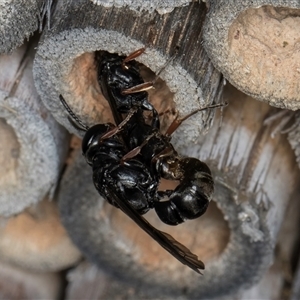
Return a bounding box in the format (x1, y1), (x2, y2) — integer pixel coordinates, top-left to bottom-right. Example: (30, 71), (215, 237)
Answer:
(276, 185), (300, 300)
(291, 260), (300, 300)
(90, 0), (192, 14)
(203, 1), (300, 110)
(0, 260), (61, 299)
(58, 84), (300, 298)
(66, 260), (284, 300)
(65, 261), (150, 299)
(287, 112), (300, 167)
(0, 0), (52, 53)
(0, 43), (69, 216)
(0, 198), (81, 272)
(33, 0), (223, 144)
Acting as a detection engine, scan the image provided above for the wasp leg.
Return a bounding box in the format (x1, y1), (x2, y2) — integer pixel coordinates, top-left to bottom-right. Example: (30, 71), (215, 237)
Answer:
(122, 48), (145, 69)
(99, 108), (137, 141)
(120, 132), (157, 163)
(122, 82), (154, 94)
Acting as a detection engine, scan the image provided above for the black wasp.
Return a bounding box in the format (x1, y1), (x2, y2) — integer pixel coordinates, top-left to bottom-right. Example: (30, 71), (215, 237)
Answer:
(60, 48), (225, 274)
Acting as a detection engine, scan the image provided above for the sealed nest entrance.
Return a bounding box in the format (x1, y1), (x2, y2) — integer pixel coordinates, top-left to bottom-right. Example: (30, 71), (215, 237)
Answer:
(0, 118), (19, 187)
(228, 6), (300, 109)
(67, 51), (176, 132)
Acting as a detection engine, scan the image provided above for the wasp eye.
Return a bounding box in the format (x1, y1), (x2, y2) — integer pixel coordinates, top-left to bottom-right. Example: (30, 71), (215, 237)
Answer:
(82, 124), (113, 155)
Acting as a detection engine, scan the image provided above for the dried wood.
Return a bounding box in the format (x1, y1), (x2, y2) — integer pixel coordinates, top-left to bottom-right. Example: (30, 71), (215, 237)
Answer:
(0, 260), (61, 299)
(287, 112), (300, 168)
(203, 1), (300, 110)
(65, 188), (300, 300)
(0, 42), (69, 216)
(90, 0), (191, 14)
(65, 261), (150, 299)
(58, 83), (300, 298)
(33, 0), (223, 143)
(232, 182), (300, 300)
(0, 0), (50, 53)
(291, 261), (300, 300)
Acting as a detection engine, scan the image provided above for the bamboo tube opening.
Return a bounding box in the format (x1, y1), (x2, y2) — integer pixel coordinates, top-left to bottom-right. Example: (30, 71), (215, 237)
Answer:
(62, 47), (196, 132)
(0, 43), (69, 216)
(228, 6), (300, 108)
(0, 118), (19, 188)
(58, 87), (300, 296)
(204, 2), (300, 110)
(0, 198), (81, 272)
(66, 51), (176, 131)
(102, 199), (230, 274)
(34, 1), (223, 143)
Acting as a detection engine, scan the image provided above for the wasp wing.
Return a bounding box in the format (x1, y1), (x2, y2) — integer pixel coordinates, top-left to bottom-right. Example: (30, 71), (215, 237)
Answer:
(106, 188), (205, 274)
(96, 51), (124, 126)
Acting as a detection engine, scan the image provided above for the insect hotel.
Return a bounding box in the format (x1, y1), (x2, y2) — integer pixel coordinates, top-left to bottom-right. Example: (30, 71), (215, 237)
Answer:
(0, 1), (300, 299)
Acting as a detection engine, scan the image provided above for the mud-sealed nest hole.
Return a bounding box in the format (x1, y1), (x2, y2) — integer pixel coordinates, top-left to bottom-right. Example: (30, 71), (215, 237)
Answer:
(228, 5), (300, 106)
(66, 51), (177, 132)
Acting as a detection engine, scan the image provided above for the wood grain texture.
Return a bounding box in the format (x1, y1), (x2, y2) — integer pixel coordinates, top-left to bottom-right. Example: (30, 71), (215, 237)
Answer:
(58, 83), (300, 298)
(0, 260), (61, 299)
(90, 0), (192, 14)
(33, 0), (223, 144)
(58, 151), (230, 298)
(203, 1), (300, 110)
(287, 112), (300, 167)
(292, 260), (300, 300)
(0, 0), (49, 53)
(0, 42), (69, 216)
(66, 261), (151, 300)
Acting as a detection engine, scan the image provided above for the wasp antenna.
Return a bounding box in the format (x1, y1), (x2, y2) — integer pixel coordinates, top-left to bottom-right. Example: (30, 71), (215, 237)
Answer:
(165, 102), (228, 136)
(59, 95), (89, 132)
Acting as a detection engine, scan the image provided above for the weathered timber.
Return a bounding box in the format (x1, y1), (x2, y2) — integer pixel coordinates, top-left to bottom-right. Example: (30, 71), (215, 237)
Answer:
(0, 260), (61, 299)
(58, 83), (300, 298)
(203, 1), (300, 110)
(287, 112), (300, 167)
(0, 42), (69, 216)
(233, 184), (300, 299)
(292, 260), (300, 300)
(65, 261), (154, 299)
(276, 186), (300, 300)
(0, 0), (51, 53)
(90, 0), (192, 14)
(33, 0), (223, 143)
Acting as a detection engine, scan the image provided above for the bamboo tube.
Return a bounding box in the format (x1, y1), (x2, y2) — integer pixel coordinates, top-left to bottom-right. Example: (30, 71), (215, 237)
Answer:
(58, 84), (300, 298)
(287, 112), (300, 168)
(65, 261), (145, 299)
(33, 0), (223, 143)
(292, 262), (300, 300)
(0, 198), (81, 272)
(235, 179), (300, 299)
(0, 0), (51, 53)
(0, 260), (61, 299)
(0, 42), (69, 216)
(203, 1), (300, 110)
(90, 0), (191, 14)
